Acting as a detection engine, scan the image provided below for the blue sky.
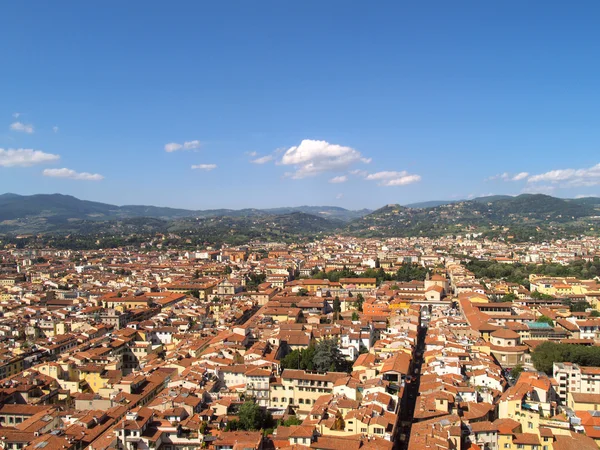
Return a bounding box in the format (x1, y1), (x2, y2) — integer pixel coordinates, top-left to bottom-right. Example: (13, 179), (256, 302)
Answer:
(2, 1), (600, 210)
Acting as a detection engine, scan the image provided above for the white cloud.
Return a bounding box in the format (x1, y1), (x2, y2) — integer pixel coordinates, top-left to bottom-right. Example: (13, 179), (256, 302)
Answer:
(183, 140), (201, 150)
(528, 163), (600, 187)
(279, 139), (369, 179)
(511, 172), (529, 181)
(487, 172), (510, 181)
(365, 170), (421, 186)
(12, 112), (21, 118)
(164, 140), (201, 152)
(251, 155), (273, 164)
(52, 126), (59, 133)
(164, 143), (182, 152)
(350, 169), (368, 178)
(191, 164), (216, 171)
(521, 184), (555, 194)
(247, 151), (258, 157)
(43, 168), (104, 181)
(10, 121), (34, 134)
(329, 175), (347, 184)
(487, 171), (529, 182)
(336, 193), (344, 199)
(383, 175), (422, 186)
(0, 148), (60, 167)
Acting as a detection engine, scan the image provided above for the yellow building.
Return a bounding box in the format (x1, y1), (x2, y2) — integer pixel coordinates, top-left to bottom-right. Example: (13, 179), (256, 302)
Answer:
(340, 278), (377, 290)
(270, 369), (348, 417)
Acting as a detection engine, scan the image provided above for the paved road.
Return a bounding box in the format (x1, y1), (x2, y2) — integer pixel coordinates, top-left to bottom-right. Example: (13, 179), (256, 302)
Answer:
(397, 325), (426, 450)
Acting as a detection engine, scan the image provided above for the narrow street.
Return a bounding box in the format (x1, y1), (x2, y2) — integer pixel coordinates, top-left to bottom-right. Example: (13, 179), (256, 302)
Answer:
(397, 323), (426, 450)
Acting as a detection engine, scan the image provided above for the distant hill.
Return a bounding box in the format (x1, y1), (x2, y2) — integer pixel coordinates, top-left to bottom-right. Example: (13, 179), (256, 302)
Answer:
(404, 200), (454, 209)
(570, 197), (600, 206)
(346, 194), (600, 239)
(404, 195), (514, 209)
(470, 195), (514, 203)
(0, 193), (368, 223)
(0, 193), (366, 236)
(2, 192), (600, 243)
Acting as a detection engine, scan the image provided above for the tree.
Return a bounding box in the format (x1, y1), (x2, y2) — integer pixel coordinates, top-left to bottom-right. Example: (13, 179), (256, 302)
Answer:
(501, 293), (517, 302)
(194, 269), (200, 279)
(333, 296), (341, 313)
(296, 288), (309, 297)
(395, 264), (428, 282)
(351, 311), (360, 321)
(355, 293), (364, 312)
(189, 289), (200, 299)
(511, 364), (524, 381)
(569, 300), (591, 312)
(282, 416), (303, 427)
(591, 310), (600, 317)
(225, 419), (240, 431)
(199, 421), (209, 434)
(531, 291), (555, 300)
(532, 342), (600, 374)
(238, 401), (271, 430)
(280, 345), (316, 371)
(537, 315), (554, 326)
(313, 338), (349, 372)
(333, 296), (341, 320)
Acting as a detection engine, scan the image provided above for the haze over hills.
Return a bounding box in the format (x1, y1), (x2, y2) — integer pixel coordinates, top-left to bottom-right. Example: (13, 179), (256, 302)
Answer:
(1, 193), (600, 243)
(0, 193), (368, 223)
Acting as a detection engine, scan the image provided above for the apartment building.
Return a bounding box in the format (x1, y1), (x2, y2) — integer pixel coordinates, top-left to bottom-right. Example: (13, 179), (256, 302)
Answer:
(270, 369), (347, 417)
(553, 362), (600, 404)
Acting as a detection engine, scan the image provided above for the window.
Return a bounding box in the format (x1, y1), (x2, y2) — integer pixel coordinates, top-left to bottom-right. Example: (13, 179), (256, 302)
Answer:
(528, 422), (533, 429)
(517, 445), (524, 449)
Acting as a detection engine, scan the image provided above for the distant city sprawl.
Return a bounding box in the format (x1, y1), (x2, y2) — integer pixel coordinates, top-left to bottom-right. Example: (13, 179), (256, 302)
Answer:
(0, 231), (599, 449)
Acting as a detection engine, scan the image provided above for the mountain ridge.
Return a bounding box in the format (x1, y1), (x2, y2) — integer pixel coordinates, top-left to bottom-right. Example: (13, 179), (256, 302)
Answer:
(0, 193), (369, 222)
(2, 193), (600, 243)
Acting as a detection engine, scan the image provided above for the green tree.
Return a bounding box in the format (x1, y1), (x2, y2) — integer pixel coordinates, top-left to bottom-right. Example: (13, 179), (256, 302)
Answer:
(313, 338), (348, 372)
(238, 401), (271, 430)
(199, 421), (209, 434)
(225, 419), (240, 431)
(333, 296), (341, 313)
(591, 310), (600, 317)
(355, 293), (364, 312)
(333, 296), (341, 320)
(282, 416), (303, 427)
(569, 300), (590, 312)
(501, 293), (517, 302)
(351, 311), (360, 321)
(537, 315), (554, 326)
(511, 364), (524, 381)
(532, 342), (600, 374)
(531, 291), (555, 300)
(280, 345), (316, 371)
